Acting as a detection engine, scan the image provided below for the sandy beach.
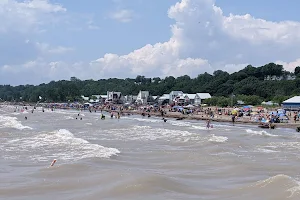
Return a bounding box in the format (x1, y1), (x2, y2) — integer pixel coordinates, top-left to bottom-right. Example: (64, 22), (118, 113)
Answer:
(105, 107), (300, 130)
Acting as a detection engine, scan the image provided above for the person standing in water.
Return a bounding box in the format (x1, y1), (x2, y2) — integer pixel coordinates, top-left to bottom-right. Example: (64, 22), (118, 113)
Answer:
(232, 115), (236, 125)
(206, 119), (211, 129)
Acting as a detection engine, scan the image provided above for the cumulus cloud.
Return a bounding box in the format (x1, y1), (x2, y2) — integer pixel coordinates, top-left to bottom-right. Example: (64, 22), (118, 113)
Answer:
(89, 0), (300, 79)
(2, 0), (300, 85)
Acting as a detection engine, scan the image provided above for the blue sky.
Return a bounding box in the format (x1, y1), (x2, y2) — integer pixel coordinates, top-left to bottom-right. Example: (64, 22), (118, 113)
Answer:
(216, 0), (300, 21)
(40, 0), (178, 60)
(1, 0), (300, 85)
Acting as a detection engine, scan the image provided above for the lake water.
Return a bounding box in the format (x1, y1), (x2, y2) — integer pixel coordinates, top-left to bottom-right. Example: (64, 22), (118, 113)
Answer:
(1, 105), (300, 200)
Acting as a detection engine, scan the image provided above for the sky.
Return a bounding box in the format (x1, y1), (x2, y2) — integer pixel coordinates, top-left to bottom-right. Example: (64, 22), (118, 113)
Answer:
(1, 0), (300, 85)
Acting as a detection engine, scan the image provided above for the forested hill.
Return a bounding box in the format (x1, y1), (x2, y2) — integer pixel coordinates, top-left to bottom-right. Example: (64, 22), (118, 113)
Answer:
(1, 63), (300, 104)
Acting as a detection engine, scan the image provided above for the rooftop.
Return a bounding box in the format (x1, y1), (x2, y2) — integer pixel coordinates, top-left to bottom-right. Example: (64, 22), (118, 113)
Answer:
(283, 96), (300, 103)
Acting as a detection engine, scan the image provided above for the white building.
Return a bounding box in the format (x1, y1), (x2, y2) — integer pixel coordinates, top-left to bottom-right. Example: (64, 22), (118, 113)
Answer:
(282, 96), (300, 110)
(169, 91), (184, 104)
(81, 95), (89, 101)
(123, 95), (137, 104)
(184, 94), (197, 104)
(194, 93), (211, 105)
(136, 91), (150, 104)
(106, 91), (123, 103)
(158, 94), (170, 105)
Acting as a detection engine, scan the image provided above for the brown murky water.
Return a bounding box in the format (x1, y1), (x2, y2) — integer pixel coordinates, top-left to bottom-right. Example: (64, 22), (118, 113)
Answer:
(1, 105), (300, 200)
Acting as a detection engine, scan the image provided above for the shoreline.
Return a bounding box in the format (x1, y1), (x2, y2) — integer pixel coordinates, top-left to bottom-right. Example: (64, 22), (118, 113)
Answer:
(2, 102), (299, 130)
(115, 109), (299, 129)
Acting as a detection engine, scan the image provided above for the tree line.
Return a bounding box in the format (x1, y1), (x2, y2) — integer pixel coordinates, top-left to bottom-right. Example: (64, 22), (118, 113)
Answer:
(0, 62), (300, 106)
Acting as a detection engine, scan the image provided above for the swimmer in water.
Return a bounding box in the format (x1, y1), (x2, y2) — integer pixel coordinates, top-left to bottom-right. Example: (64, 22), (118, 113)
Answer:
(50, 159), (57, 167)
(25, 116), (27, 120)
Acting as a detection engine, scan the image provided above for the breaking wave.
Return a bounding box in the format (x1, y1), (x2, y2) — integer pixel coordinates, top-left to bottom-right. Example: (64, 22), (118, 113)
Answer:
(4, 129), (120, 162)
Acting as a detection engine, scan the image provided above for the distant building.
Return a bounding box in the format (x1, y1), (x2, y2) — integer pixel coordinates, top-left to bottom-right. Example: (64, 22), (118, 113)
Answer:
(184, 94), (197, 105)
(282, 96), (300, 110)
(158, 94), (170, 105)
(106, 91), (123, 104)
(100, 95), (107, 103)
(264, 75), (296, 81)
(194, 93), (211, 105)
(152, 96), (158, 101)
(81, 95), (89, 102)
(169, 91), (184, 104)
(136, 91), (150, 105)
(123, 95), (137, 104)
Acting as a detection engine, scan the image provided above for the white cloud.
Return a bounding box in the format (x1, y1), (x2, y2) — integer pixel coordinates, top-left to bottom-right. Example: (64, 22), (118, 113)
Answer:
(2, 0), (300, 85)
(275, 59), (300, 72)
(110, 9), (135, 23)
(0, 0), (66, 33)
(88, 0), (300, 78)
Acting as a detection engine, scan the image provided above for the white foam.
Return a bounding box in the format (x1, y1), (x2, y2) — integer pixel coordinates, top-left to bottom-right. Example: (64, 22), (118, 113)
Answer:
(168, 120), (191, 127)
(6, 129), (120, 162)
(65, 116), (74, 120)
(287, 182), (300, 198)
(246, 129), (278, 137)
(0, 115), (32, 130)
(209, 134), (228, 143)
(127, 117), (162, 123)
(255, 148), (279, 153)
(191, 125), (209, 130)
(103, 125), (201, 142)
